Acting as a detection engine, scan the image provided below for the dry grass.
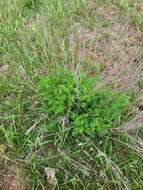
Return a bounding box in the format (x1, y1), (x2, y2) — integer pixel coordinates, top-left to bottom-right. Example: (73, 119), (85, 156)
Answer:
(68, 1), (143, 91)
(74, 26), (142, 90)
(2, 167), (26, 190)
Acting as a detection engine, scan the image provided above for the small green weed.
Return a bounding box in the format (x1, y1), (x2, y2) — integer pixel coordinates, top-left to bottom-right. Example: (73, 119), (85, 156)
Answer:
(131, 15), (143, 32)
(22, 0), (42, 10)
(38, 70), (130, 136)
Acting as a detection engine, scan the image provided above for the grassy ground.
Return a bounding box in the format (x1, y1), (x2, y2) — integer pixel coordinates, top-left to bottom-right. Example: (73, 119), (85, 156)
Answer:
(0, 0), (143, 189)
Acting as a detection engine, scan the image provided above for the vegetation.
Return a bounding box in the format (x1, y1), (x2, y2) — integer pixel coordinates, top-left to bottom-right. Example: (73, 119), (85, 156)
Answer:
(38, 70), (130, 136)
(0, 0), (143, 189)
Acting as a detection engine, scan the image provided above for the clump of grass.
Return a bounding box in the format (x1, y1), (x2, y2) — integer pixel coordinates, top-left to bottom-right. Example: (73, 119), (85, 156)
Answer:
(115, 0), (130, 10)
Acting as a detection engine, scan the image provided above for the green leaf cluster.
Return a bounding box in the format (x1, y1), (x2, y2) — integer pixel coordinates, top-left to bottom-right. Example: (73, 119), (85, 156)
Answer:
(38, 70), (130, 136)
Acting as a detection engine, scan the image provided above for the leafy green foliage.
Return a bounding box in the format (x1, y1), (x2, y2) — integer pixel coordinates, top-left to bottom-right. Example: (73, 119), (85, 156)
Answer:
(38, 70), (130, 136)
(22, 0), (42, 10)
(38, 70), (76, 115)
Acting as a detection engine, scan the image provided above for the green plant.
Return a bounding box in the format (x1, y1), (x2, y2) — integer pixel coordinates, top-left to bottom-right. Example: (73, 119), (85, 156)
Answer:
(131, 15), (143, 32)
(119, 0), (129, 10)
(38, 70), (130, 136)
(22, 0), (42, 10)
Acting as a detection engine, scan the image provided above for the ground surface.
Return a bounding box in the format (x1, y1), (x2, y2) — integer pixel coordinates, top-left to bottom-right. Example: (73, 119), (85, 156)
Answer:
(0, 0), (143, 189)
